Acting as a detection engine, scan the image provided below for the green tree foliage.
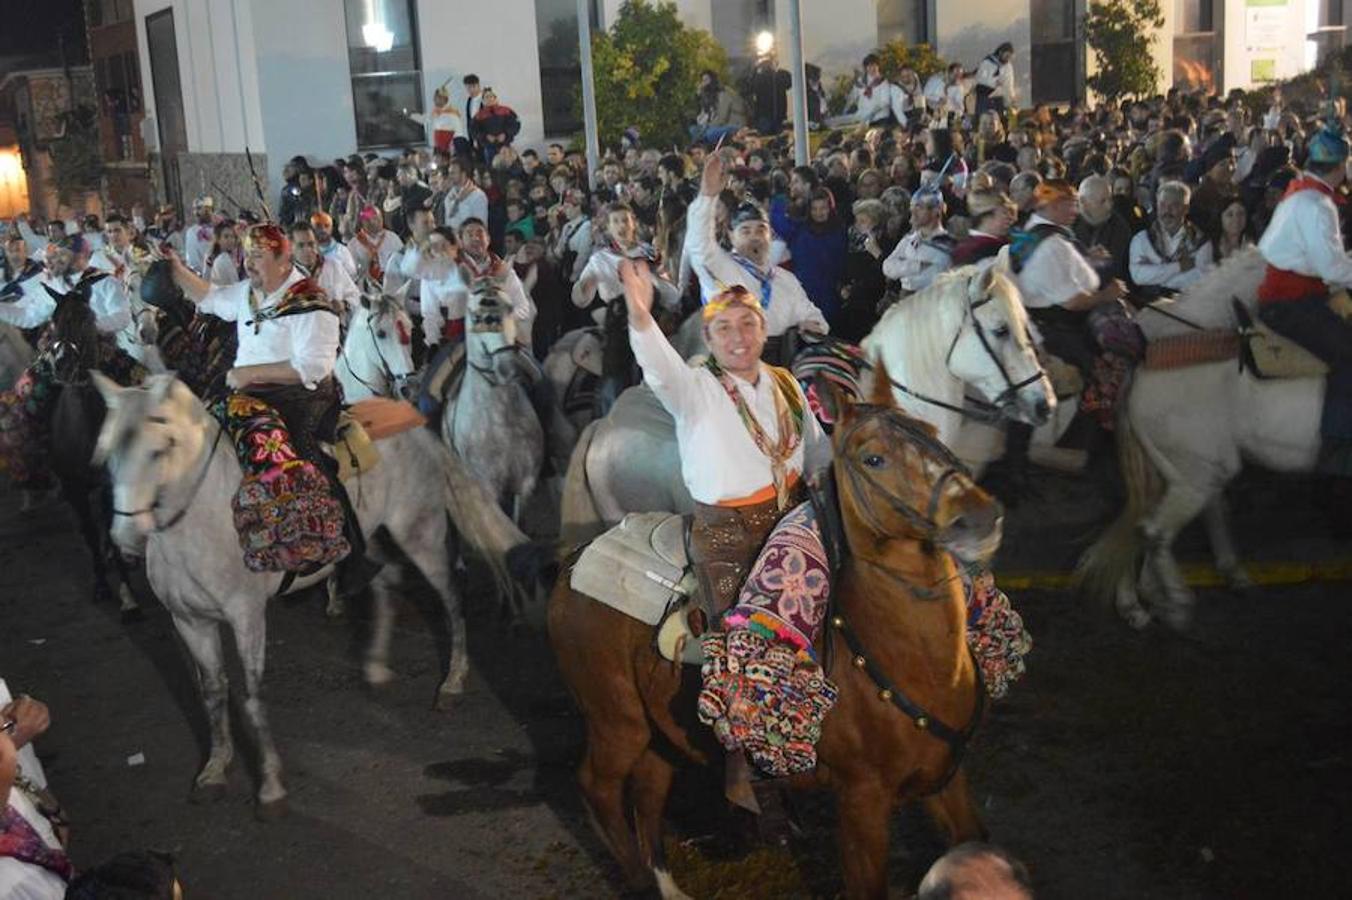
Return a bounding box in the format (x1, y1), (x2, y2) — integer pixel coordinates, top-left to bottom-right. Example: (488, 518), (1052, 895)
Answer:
(875, 41), (947, 83)
(586, 0), (729, 149)
(47, 105), (102, 205)
(1085, 0), (1165, 100)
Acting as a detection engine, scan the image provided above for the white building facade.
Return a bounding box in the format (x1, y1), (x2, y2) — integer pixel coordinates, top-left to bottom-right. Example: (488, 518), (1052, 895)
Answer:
(131, 0), (1338, 207)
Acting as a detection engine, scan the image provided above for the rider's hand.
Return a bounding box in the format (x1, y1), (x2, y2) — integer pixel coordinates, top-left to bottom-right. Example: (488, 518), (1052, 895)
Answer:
(618, 259), (655, 330)
(1100, 279), (1126, 303)
(700, 151), (725, 198)
(1, 695), (50, 750)
(226, 368), (246, 390)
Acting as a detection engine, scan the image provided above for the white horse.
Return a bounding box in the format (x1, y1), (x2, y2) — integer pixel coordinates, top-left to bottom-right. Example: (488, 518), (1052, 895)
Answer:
(1078, 247), (1313, 629)
(91, 372), (529, 815)
(560, 265), (1053, 545)
(336, 292), (417, 402)
(443, 274), (544, 526)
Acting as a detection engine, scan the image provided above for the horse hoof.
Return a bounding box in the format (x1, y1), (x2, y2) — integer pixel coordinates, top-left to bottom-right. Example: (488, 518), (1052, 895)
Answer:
(189, 781), (227, 805)
(324, 602), (345, 620)
(254, 796), (289, 822)
(364, 662), (395, 687)
(1223, 568), (1255, 593)
(433, 689), (462, 712)
(120, 606), (146, 624)
(1120, 608), (1152, 630)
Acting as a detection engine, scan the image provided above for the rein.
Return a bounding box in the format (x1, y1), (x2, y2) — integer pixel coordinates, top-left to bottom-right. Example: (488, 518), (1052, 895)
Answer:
(1140, 300), (1206, 332)
(822, 405), (989, 785)
(340, 306), (406, 397)
(113, 418), (226, 532)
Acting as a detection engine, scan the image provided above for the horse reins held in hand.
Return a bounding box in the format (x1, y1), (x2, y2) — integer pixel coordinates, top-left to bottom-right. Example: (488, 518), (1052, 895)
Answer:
(113, 418), (226, 532)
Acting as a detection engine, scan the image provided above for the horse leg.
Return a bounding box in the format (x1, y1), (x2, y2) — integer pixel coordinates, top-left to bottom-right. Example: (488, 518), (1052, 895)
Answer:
(364, 568), (399, 687)
(1141, 484), (1211, 631)
(324, 573), (345, 618)
(65, 484), (114, 605)
(1202, 495), (1253, 590)
(1116, 569), (1153, 631)
(229, 604), (287, 816)
(835, 777), (893, 900)
(171, 616), (234, 802)
(401, 535), (467, 709)
(921, 769), (987, 845)
(630, 748), (688, 900)
(578, 721), (651, 890)
(100, 483), (143, 621)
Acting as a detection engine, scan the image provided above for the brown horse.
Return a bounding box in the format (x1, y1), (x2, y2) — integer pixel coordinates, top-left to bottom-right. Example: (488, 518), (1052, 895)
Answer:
(548, 379), (1004, 899)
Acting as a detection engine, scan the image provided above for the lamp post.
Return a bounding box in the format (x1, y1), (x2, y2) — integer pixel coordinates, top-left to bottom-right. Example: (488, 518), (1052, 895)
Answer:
(786, 0), (809, 166)
(577, 0), (601, 191)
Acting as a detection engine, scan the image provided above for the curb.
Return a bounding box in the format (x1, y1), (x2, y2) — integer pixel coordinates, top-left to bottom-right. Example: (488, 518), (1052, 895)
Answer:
(994, 559), (1352, 591)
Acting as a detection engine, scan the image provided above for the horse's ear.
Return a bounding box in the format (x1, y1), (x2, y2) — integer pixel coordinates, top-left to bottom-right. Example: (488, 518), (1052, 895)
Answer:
(970, 265), (995, 302)
(868, 359), (896, 408)
(90, 370), (123, 410)
(147, 373), (176, 407)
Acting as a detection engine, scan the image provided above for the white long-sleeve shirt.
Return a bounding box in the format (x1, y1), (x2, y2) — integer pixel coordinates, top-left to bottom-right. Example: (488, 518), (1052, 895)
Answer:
(882, 226), (953, 292)
(198, 266), (340, 389)
(572, 248), (680, 322)
(683, 194), (828, 337)
(418, 261), (470, 348)
(629, 319), (829, 505)
(924, 74), (968, 120)
(91, 245), (156, 364)
(348, 229), (404, 285)
(1258, 173), (1352, 288)
(442, 184), (489, 232)
(975, 55), (1017, 104)
(320, 240), (358, 281)
(0, 269), (133, 334)
(1014, 214), (1100, 309)
(555, 217), (594, 282)
(849, 80), (909, 126)
(1128, 228), (1215, 292)
(311, 255), (362, 319)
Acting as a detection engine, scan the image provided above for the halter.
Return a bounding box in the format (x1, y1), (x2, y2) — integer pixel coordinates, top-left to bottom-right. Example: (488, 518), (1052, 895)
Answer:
(340, 301), (409, 396)
(826, 403), (989, 783)
(112, 417), (226, 533)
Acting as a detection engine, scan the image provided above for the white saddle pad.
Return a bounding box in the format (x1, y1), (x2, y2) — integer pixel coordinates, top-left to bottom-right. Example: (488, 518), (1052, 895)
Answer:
(570, 512), (695, 626)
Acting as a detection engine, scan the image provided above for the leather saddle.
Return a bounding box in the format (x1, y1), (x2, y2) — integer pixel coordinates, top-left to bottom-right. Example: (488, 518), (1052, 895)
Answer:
(1232, 300), (1330, 380)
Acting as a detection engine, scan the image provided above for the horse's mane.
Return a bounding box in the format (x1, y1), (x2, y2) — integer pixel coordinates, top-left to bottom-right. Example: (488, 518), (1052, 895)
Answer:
(862, 268), (972, 395)
(1139, 245), (1267, 339)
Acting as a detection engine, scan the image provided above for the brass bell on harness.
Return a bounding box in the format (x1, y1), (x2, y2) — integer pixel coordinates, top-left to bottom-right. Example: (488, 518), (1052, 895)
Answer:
(831, 616), (844, 629)
(878, 689), (893, 702)
(852, 655), (867, 669)
(915, 716), (929, 730)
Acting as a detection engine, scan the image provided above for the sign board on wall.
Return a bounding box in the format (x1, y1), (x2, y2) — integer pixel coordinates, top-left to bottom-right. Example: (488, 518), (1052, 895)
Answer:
(1244, 0), (1289, 83)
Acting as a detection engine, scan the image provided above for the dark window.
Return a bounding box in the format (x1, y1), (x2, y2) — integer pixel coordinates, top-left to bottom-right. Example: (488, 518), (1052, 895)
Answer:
(145, 8), (187, 209)
(1031, 0), (1077, 104)
(534, 0), (601, 137)
(1322, 0), (1345, 28)
(878, 0), (929, 44)
(342, 0), (424, 149)
(1175, 0), (1214, 34)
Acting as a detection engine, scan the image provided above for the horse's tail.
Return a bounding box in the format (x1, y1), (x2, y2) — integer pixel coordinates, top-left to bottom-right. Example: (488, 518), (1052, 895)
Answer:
(1075, 409), (1163, 608)
(558, 419), (606, 557)
(436, 438), (531, 602)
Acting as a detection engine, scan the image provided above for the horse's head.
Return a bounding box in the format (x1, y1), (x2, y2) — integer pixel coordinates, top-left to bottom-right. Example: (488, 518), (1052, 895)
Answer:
(91, 371), (207, 555)
(946, 267), (1054, 427)
(828, 370), (1003, 567)
(48, 294), (100, 386)
(464, 272), (528, 383)
(349, 289), (416, 398)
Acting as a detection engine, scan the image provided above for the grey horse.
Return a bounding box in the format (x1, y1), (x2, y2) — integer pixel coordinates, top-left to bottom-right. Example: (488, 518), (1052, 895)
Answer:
(93, 372), (530, 816)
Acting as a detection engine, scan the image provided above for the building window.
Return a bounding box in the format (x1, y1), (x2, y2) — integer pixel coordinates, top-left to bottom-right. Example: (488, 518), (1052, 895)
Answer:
(713, 0), (774, 69)
(1174, 0), (1220, 92)
(878, 0), (929, 45)
(534, 0), (601, 137)
(1031, 0), (1077, 104)
(343, 0), (424, 150)
(86, 0), (134, 27)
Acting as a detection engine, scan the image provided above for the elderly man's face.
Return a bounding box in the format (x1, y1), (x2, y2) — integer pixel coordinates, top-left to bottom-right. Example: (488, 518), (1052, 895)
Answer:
(1078, 184), (1113, 225)
(1156, 193), (1188, 233)
(45, 244), (77, 278)
(245, 246), (291, 290)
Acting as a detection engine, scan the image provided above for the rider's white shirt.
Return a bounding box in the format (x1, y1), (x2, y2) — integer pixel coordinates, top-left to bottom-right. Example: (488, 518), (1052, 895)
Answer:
(348, 229), (403, 284)
(1014, 214), (1101, 309)
(1258, 173), (1352, 288)
(573, 249), (681, 324)
(882, 226), (953, 292)
(684, 194), (829, 338)
(199, 266), (340, 389)
(1128, 228), (1215, 291)
(415, 257), (469, 349)
(629, 319), (829, 506)
(91, 245), (157, 363)
(319, 240), (358, 281)
(443, 184), (489, 233)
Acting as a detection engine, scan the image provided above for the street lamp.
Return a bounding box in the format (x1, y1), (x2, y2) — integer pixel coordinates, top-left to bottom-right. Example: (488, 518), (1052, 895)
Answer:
(362, 0), (394, 53)
(755, 30), (775, 57)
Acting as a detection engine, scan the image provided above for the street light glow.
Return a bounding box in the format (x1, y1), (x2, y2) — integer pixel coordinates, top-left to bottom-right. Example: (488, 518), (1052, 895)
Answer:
(755, 30), (774, 55)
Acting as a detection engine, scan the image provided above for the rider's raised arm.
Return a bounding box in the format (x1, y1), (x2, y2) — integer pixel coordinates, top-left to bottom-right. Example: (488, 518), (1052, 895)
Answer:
(168, 250), (213, 303)
(90, 276), (133, 334)
(622, 260), (698, 418)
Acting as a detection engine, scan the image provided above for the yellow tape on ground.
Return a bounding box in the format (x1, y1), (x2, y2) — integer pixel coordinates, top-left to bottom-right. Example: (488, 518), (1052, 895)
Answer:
(995, 559), (1352, 592)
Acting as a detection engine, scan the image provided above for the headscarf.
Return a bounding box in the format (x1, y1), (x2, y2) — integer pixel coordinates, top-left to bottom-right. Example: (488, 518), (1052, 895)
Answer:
(702, 284), (766, 323)
(243, 224), (290, 257)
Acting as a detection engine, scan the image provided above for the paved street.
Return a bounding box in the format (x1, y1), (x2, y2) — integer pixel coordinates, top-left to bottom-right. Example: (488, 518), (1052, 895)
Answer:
(1, 467), (1349, 899)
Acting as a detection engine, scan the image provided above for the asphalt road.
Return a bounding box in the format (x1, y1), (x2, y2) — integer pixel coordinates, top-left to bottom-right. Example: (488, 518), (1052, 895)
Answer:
(1, 466), (1349, 899)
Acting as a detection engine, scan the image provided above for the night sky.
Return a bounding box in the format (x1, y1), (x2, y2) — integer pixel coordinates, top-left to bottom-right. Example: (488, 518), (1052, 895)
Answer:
(0, 0), (88, 67)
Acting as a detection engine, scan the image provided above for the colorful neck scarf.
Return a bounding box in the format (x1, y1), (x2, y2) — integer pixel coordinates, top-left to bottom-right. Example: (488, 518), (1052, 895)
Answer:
(355, 229), (386, 282)
(460, 250), (505, 281)
(730, 252), (773, 308)
(704, 356), (806, 510)
(1146, 218), (1204, 264)
(0, 800), (72, 881)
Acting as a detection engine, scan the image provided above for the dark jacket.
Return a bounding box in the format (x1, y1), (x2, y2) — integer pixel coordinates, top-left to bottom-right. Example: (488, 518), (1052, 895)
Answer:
(1073, 211), (1134, 284)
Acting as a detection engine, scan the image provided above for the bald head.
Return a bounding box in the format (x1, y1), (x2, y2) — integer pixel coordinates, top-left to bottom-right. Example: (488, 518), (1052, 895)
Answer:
(918, 843), (1033, 900)
(1077, 174), (1113, 226)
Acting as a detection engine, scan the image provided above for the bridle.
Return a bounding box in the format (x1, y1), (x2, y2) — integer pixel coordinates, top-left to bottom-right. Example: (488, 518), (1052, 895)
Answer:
(466, 300), (530, 388)
(112, 416), (226, 533)
(825, 403), (990, 783)
(340, 300), (412, 397)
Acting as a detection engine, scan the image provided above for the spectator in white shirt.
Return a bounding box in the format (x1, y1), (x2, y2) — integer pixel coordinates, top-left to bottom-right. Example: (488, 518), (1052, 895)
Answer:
(924, 63), (970, 125)
(881, 190), (954, 294)
(183, 196), (217, 276)
(310, 212), (358, 281)
(552, 190), (594, 283)
(441, 157), (489, 232)
(844, 53), (910, 128)
(973, 42), (1017, 118)
(416, 225), (471, 352)
(1129, 181), (1215, 294)
(290, 221), (361, 321)
(348, 206), (404, 287)
(207, 221), (246, 287)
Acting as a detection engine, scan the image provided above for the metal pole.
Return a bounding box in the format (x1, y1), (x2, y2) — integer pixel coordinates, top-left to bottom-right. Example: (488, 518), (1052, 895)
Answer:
(786, 0), (809, 166)
(577, 0), (601, 191)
